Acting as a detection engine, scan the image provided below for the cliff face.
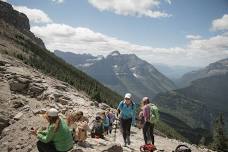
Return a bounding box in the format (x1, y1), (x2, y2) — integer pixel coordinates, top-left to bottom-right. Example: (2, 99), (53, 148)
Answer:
(0, 1), (30, 31)
(0, 1), (45, 49)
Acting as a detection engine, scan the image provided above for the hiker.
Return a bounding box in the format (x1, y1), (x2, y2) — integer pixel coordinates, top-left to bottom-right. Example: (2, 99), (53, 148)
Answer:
(91, 114), (104, 139)
(101, 111), (110, 135)
(30, 108), (73, 152)
(107, 109), (116, 134)
(67, 111), (89, 144)
(141, 97), (159, 145)
(117, 93), (136, 146)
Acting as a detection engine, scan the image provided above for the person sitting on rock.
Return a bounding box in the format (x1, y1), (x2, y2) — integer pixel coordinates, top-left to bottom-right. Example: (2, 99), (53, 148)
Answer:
(91, 114), (104, 139)
(107, 109), (116, 134)
(31, 108), (73, 152)
(101, 111), (110, 135)
(67, 111), (89, 144)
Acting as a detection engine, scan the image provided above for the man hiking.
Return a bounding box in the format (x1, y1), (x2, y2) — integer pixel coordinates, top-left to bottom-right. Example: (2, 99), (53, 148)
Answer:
(117, 93), (136, 146)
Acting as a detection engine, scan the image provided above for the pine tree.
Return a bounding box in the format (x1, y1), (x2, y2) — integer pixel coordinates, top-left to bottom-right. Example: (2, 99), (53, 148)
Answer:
(211, 113), (227, 151)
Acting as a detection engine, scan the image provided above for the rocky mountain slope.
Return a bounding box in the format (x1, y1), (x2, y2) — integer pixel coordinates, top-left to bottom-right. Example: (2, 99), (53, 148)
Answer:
(54, 50), (176, 101)
(0, 53), (213, 152)
(154, 63), (228, 143)
(179, 58), (228, 87)
(0, 1), (121, 107)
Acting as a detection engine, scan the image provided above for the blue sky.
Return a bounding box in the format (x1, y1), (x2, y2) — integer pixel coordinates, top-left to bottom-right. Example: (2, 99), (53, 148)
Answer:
(3, 0), (228, 66)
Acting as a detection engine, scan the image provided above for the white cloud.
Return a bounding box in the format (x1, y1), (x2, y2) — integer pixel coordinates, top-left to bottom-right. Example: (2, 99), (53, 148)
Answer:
(51, 0), (64, 4)
(189, 34), (228, 50)
(212, 14), (228, 31)
(13, 6), (52, 24)
(87, 0), (171, 18)
(186, 34), (202, 40)
(31, 23), (228, 66)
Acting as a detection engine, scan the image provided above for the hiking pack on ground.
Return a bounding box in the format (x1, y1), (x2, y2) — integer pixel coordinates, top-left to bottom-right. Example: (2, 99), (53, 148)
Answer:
(149, 104), (159, 124)
(140, 144), (157, 152)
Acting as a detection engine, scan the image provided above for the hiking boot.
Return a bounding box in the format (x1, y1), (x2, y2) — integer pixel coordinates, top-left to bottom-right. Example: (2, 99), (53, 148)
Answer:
(127, 136), (131, 145)
(123, 139), (127, 147)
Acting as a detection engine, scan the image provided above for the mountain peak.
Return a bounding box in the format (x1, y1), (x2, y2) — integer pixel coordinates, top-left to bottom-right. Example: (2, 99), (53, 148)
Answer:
(108, 50), (121, 56)
(0, 1), (30, 31)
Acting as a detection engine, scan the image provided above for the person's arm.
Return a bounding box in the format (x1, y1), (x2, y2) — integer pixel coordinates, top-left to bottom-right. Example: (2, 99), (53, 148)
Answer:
(117, 101), (123, 116)
(37, 125), (55, 143)
(131, 103), (136, 126)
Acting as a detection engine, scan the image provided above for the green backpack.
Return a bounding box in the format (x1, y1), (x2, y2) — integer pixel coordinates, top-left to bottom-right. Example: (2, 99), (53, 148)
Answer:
(149, 104), (159, 124)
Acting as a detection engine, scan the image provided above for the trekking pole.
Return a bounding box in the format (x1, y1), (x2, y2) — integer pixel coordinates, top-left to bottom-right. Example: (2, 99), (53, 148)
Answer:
(113, 119), (119, 142)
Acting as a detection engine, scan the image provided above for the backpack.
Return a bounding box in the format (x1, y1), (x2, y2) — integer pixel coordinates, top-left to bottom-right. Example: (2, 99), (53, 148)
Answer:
(120, 100), (135, 110)
(140, 144), (157, 152)
(149, 104), (159, 124)
(173, 144), (191, 152)
(91, 121), (104, 139)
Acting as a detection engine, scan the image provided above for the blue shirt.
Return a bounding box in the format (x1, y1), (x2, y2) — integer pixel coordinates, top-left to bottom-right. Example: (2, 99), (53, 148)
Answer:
(118, 100), (136, 125)
(103, 116), (110, 127)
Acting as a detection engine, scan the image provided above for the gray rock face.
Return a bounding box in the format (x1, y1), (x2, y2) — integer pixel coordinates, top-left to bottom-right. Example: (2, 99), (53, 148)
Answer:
(0, 1), (30, 31)
(0, 1), (46, 49)
(54, 50), (176, 101)
(8, 74), (46, 98)
(9, 78), (30, 93)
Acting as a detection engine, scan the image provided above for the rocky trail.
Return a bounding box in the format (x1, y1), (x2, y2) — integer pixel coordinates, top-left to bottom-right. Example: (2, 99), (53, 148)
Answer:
(0, 54), (213, 152)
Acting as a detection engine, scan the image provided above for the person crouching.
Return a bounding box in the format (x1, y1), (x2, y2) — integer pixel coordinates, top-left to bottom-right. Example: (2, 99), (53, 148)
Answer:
(31, 108), (73, 152)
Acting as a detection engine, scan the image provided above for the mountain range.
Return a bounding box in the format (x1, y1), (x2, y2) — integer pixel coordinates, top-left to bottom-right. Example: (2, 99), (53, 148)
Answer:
(179, 58), (228, 87)
(54, 50), (176, 101)
(154, 57), (228, 140)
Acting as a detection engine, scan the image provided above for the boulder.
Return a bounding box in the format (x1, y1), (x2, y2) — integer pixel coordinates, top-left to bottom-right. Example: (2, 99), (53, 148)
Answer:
(13, 112), (23, 120)
(9, 79), (29, 92)
(28, 83), (46, 97)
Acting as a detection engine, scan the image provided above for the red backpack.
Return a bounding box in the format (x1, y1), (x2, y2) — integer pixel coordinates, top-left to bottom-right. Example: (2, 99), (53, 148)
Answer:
(140, 144), (157, 152)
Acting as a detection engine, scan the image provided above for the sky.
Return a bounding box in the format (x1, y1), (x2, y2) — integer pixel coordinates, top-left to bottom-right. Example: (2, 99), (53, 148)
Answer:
(2, 0), (228, 66)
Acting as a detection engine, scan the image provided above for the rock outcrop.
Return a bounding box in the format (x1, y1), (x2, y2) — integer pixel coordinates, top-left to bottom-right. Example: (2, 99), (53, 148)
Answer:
(0, 1), (30, 31)
(0, 1), (46, 49)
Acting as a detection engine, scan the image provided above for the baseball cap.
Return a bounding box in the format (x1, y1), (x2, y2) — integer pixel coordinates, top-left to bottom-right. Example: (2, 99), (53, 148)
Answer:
(47, 108), (58, 117)
(124, 93), (132, 99)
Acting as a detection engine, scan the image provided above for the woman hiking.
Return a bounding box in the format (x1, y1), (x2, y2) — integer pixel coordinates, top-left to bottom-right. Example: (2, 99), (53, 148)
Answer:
(141, 97), (159, 145)
(117, 93), (136, 146)
(31, 108), (73, 152)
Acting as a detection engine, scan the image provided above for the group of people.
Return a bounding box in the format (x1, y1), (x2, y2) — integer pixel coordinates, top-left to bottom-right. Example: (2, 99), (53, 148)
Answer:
(117, 93), (159, 147)
(30, 93), (159, 152)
